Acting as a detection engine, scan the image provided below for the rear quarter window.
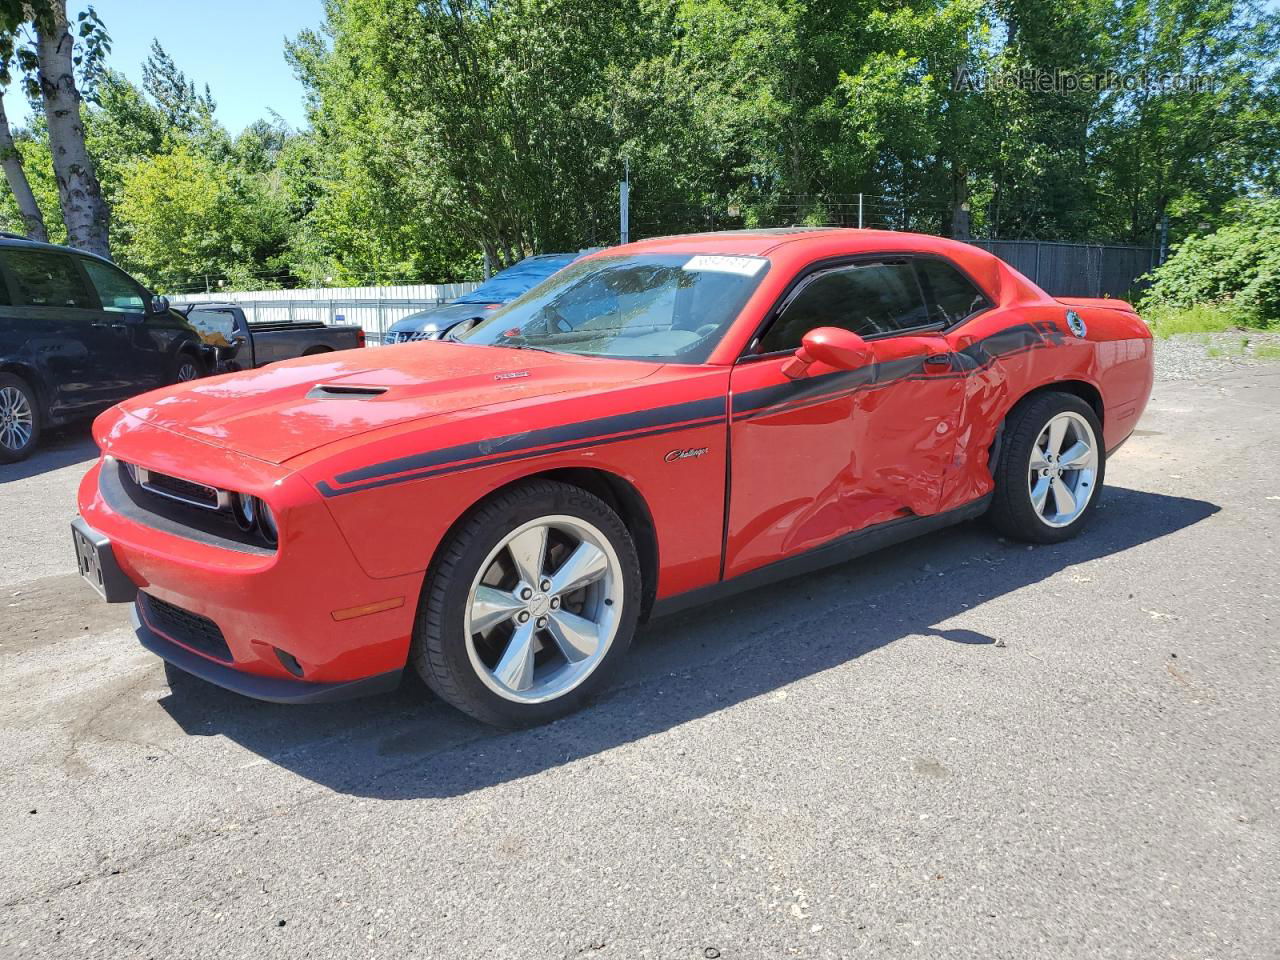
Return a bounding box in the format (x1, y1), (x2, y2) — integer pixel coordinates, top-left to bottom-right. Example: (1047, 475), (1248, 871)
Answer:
(915, 258), (991, 326)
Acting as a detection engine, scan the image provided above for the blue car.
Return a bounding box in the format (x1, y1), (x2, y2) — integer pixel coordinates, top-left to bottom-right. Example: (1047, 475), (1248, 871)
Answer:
(385, 252), (588, 344)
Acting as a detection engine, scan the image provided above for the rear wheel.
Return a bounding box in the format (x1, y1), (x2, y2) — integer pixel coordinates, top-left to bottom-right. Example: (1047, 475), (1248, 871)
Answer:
(411, 479), (641, 727)
(0, 373), (40, 464)
(988, 392), (1105, 544)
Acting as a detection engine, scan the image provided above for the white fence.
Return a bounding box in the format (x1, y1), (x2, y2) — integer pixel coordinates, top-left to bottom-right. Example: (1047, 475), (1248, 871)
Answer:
(170, 282), (483, 346)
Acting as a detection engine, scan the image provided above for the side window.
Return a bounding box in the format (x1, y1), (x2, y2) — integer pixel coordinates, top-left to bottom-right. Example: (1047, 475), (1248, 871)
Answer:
(915, 258), (990, 326)
(81, 259), (147, 313)
(760, 261), (930, 354)
(0, 250), (94, 309)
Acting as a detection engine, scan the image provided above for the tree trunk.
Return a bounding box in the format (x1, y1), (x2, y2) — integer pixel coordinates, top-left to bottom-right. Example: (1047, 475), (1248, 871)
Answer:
(950, 163), (971, 241)
(31, 0), (110, 258)
(0, 91), (48, 242)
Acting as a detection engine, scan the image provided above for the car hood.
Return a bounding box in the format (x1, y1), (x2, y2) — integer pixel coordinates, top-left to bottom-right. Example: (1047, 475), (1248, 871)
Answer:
(119, 343), (662, 464)
(388, 301), (498, 333)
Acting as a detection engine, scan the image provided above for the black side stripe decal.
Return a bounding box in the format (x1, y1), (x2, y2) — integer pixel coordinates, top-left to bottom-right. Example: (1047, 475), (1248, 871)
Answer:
(731, 322), (1061, 420)
(318, 321), (1064, 498)
(318, 396), (727, 497)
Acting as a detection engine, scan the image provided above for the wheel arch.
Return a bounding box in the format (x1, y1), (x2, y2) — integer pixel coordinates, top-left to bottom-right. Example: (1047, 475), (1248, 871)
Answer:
(432, 466), (660, 622)
(0, 360), (47, 409)
(1007, 377), (1104, 427)
(303, 345), (334, 356)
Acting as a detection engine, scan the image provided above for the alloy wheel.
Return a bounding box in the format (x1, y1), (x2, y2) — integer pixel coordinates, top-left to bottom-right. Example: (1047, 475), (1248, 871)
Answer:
(464, 515), (623, 703)
(0, 386), (34, 453)
(1027, 411), (1098, 528)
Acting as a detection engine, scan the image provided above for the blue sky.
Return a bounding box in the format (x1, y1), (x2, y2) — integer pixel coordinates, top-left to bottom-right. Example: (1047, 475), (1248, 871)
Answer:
(19, 0), (324, 134)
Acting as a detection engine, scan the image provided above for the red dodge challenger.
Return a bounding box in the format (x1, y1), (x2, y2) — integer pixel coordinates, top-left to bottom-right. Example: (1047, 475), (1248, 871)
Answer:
(72, 229), (1154, 727)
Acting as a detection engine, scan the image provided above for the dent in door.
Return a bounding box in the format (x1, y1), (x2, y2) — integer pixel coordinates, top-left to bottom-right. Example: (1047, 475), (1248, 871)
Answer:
(726, 348), (965, 579)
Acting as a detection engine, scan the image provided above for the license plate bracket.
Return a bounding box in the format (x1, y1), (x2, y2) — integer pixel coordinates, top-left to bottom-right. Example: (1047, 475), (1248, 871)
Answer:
(71, 517), (137, 603)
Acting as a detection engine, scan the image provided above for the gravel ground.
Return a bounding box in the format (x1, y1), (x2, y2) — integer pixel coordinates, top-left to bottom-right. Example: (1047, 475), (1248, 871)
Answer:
(1153, 330), (1280, 381)
(1, 343), (1277, 959)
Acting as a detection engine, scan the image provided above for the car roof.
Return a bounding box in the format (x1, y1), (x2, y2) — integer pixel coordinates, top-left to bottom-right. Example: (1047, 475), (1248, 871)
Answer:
(614, 227), (974, 258)
(596, 228), (1030, 303)
(0, 232), (118, 267)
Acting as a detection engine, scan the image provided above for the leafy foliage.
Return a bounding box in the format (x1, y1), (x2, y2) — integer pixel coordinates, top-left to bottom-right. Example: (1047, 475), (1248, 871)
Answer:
(1, 0), (1279, 291)
(1140, 198), (1280, 327)
(112, 142), (288, 291)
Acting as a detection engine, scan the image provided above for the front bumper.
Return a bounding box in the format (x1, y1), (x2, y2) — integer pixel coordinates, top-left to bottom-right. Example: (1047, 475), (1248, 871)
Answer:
(76, 421), (425, 701)
(132, 602), (401, 703)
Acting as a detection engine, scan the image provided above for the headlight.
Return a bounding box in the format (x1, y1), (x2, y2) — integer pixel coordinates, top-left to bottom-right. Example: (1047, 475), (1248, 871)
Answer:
(233, 491), (257, 531)
(257, 499), (278, 546)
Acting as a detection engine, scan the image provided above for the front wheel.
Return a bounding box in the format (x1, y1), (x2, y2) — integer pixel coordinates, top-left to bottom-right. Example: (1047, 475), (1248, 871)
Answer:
(411, 480), (641, 727)
(174, 352), (205, 383)
(987, 392), (1105, 544)
(0, 373), (41, 464)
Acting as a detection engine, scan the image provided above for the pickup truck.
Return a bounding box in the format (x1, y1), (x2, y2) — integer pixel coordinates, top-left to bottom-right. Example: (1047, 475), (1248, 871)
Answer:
(180, 302), (365, 372)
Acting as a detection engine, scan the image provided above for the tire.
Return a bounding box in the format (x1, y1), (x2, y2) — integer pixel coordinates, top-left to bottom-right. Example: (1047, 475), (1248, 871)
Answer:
(302, 346), (333, 356)
(173, 351), (205, 383)
(0, 373), (41, 464)
(987, 391), (1106, 544)
(411, 479), (642, 727)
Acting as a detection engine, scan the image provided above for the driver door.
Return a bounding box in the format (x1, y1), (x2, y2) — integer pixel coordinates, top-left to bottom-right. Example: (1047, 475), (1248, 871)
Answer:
(78, 257), (168, 392)
(724, 257), (966, 580)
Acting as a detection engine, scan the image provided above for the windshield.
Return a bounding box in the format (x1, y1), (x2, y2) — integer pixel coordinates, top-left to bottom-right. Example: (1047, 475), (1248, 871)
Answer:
(454, 254), (579, 304)
(455, 254), (769, 363)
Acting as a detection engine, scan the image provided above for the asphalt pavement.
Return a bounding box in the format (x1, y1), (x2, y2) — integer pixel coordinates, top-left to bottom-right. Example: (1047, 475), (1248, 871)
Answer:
(1, 348), (1276, 959)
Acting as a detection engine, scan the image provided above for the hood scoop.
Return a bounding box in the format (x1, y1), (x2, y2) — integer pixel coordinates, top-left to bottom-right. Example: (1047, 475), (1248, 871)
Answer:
(306, 384), (389, 400)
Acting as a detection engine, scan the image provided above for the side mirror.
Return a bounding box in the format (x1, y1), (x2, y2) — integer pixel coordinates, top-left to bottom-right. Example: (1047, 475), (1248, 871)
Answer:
(149, 294), (170, 314)
(782, 327), (873, 380)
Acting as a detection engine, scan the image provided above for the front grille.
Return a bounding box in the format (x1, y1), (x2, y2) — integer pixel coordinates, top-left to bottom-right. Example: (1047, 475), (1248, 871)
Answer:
(109, 461), (273, 554)
(388, 330), (437, 344)
(141, 470), (220, 509)
(139, 592), (232, 662)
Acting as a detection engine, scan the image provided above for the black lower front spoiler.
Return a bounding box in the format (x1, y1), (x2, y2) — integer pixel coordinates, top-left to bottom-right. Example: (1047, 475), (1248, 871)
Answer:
(133, 606), (402, 705)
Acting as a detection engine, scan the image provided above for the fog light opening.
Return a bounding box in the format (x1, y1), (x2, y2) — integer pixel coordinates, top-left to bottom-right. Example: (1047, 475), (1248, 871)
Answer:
(274, 647), (304, 678)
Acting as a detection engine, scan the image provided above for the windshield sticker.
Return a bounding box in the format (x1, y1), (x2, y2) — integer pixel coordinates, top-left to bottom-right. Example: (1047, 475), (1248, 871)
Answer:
(683, 255), (767, 277)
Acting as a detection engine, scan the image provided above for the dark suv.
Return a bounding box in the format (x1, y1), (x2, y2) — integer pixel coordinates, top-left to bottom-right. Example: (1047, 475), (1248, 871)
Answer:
(0, 234), (206, 463)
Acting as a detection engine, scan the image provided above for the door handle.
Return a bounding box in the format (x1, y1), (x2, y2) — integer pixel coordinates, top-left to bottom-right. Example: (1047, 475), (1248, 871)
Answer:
(923, 353), (953, 370)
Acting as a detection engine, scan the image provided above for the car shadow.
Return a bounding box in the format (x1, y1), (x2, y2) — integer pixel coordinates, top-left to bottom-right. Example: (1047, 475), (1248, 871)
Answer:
(0, 425), (97, 482)
(156, 486), (1218, 799)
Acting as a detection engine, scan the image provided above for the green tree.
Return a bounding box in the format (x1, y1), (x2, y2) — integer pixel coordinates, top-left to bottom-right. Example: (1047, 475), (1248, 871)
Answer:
(113, 142), (287, 291)
(291, 0), (663, 278)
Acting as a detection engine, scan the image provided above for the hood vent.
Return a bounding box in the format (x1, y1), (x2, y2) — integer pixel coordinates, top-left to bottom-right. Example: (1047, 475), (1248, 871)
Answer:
(306, 384), (389, 400)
